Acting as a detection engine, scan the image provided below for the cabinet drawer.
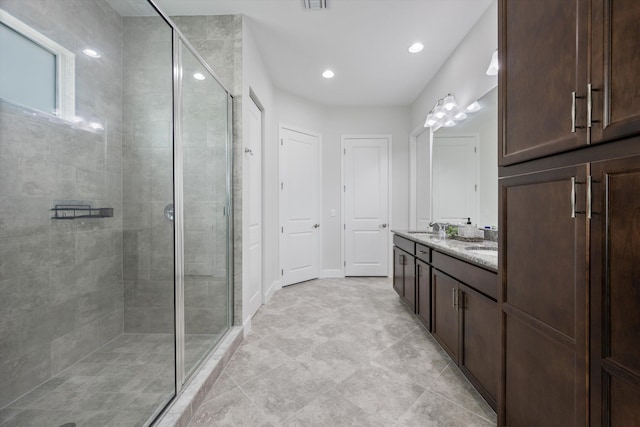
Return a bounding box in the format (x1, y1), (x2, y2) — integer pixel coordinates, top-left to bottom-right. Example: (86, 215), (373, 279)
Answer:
(432, 251), (497, 300)
(393, 235), (415, 255)
(416, 243), (431, 263)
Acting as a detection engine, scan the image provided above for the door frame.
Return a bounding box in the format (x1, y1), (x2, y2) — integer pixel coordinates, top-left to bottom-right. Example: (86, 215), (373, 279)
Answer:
(340, 134), (392, 277)
(241, 90), (265, 332)
(409, 125), (433, 230)
(278, 123), (323, 286)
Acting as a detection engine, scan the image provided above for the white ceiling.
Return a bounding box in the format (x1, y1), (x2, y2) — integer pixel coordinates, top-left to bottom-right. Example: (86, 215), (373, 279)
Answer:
(110, 0), (493, 107)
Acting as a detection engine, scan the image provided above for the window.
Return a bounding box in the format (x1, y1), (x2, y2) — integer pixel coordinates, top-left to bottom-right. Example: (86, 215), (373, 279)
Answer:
(0, 9), (75, 120)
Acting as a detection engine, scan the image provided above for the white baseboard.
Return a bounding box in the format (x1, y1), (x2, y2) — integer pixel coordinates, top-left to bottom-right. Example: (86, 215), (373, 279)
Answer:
(320, 269), (344, 278)
(264, 279), (280, 304)
(242, 316), (252, 337)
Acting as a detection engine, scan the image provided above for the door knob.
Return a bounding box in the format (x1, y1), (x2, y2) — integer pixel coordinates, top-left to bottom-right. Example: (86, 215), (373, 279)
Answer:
(313, 224), (320, 228)
(381, 223), (388, 228)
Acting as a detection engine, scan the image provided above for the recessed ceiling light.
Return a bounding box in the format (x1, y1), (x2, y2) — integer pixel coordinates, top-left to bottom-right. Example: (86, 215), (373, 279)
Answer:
(82, 48), (101, 58)
(322, 69), (335, 79)
(408, 42), (424, 53)
(193, 72), (206, 81)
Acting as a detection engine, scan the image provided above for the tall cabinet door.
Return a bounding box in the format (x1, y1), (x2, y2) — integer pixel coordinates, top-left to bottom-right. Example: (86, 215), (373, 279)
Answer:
(499, 165), (588, 426)
(590, 155), (640, 425)
(590, 0), (640, 144)
(499, 0), (588, 165)
(431, 270), (459, 361)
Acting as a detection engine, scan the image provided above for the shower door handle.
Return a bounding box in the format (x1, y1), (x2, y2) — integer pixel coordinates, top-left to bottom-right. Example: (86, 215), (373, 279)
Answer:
(164, 203), (174, 222)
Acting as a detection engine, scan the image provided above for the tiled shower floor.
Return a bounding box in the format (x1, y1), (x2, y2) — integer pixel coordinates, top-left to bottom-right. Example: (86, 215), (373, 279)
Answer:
(0, 333), (217, 427)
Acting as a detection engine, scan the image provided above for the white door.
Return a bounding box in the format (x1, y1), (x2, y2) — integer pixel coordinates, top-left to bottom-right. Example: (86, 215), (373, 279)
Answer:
(416, 130), (431, 230)
(432, 135), (478, 223)
(245, 98), (262, 319)
(280, 126), (320, 286)
(343, 136), (389, 276)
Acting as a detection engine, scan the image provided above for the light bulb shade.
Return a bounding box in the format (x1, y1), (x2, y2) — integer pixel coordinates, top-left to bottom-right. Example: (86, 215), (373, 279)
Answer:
(454, 112), (467, 121)
(424, 113), (438, 127)
(486, 49), (499, 76)
(442, 94), (458, 111)
(466, 101), (481, 112)
(443, 120), (456, 127)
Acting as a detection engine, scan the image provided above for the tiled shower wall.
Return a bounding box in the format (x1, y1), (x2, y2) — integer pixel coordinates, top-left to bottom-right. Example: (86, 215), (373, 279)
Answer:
(119, 15), (242, 335)
(171, 15), (244, 331)
(121, 16), (175, 334)
(0, 0), (124, 408)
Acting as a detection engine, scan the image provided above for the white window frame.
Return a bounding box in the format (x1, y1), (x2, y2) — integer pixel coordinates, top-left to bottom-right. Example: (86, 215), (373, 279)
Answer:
(0, 9), (75, 121)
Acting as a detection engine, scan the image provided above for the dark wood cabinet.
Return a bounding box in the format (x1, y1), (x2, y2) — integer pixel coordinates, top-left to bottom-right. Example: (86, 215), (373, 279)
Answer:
(499, 0), (587, 165)
(500, 0), (640, 165)
(432, 261), (499, 411)
(590, 0), (640, 144)
(431, 269), (459, 361)
(460, 283), (499, 410)
(499, 165), (588, 426)
(590, 155), (640, 426)
(392, 246), (415, 311)
(416, 259), (431, 331)
(500, 0), (640, 424)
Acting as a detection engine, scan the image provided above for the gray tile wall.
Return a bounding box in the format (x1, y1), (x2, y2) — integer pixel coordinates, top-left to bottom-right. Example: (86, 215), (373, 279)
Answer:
(0, 0), (124, 408)
(166, 15), (242, 334)
(121, 16), (175, 334)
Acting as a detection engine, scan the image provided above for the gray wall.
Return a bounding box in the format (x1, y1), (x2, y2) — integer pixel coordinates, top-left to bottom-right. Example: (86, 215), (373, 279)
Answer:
(0, 0), (124, 408)
(121, 16), (175, 334)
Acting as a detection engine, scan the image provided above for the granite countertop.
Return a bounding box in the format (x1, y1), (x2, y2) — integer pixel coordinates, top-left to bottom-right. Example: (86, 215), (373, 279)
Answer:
(392, 230), (498, 272)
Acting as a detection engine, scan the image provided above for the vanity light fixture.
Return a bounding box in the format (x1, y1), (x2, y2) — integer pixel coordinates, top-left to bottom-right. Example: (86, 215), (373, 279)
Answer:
(442, 94), (458, 111)
(486, 49), (498, 76)
(466, 101), (482, 112)
(193, 72), (206, 81)
(424, 93), (481, 131)
(408, 42), (424, 53)
(322, 69), (335, 79)
(82, 48), (101, 58)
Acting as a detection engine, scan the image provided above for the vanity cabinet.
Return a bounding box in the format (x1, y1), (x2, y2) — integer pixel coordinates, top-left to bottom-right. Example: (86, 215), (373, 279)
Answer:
(415, 258), (431, 331)
(431, 252), (499, 409)
(393, 243), (415, 312)
(500, 0), (640, 166)
(431, 270), (460, 360)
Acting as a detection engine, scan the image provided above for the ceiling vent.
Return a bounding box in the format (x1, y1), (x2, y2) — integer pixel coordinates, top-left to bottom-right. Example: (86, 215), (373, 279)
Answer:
(303, 0), (327, 10)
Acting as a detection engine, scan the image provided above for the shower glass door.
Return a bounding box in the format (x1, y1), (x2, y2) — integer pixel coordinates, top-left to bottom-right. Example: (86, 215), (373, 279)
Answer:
(177, 40), (232, 381)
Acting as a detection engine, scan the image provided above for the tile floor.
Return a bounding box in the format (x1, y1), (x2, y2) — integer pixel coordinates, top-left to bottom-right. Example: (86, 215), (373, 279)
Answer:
(189, 277), (496, 426)
(0, 333), (217, 427)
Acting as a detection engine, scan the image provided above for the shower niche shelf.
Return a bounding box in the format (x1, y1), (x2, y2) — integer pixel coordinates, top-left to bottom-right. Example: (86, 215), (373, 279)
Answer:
(51, 204), (114, 220)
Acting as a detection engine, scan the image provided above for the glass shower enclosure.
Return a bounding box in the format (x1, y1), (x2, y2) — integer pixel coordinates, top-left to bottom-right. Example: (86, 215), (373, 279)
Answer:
(0, 0), (233, 425)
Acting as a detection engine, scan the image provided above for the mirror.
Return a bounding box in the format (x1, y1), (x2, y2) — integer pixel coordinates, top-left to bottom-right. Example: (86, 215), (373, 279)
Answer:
(431, 87), (498, 228)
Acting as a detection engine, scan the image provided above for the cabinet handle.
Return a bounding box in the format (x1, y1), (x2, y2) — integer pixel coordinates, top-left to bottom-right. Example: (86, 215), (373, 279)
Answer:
(587, 83), (593, 129)
(400, 254), (405, 265)
(571, 92), (586, 133)
(587, 175), (592, 219)
(571, 177), (576, 218)
(452, 288), (458, 309)
(571, 92), (577, 133)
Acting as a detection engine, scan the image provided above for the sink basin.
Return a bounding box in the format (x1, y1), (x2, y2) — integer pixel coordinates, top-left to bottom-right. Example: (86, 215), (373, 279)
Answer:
(465, 246), (497, 251)
(465, 246), (498, 255)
